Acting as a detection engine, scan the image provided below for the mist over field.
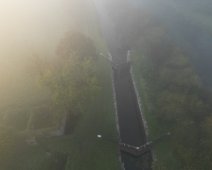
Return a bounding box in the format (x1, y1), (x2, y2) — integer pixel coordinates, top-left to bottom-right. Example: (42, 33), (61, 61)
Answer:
(0, 0), (212, 170)
(0, 0), (91, 109)
(0, 1), (119, 169)
(4, 0), (211, 111)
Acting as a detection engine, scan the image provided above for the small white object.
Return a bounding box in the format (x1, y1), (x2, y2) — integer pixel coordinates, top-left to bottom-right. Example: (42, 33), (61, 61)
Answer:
(97, 135), (102, 138)
(136, 147), (140, 150)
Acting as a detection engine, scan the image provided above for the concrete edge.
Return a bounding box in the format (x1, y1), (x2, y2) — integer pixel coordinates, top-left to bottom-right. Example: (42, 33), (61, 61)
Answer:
(111, 59), (125, 170)
(128, 51), (157, 166)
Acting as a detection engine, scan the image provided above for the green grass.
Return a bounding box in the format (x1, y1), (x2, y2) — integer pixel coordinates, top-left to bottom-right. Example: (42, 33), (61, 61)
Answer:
(131, 52), (179, 170)
(7, 56), (120, 170)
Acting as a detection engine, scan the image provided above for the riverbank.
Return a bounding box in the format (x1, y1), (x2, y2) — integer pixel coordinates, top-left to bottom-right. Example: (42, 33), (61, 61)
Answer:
(111, 49), (152, 170)
(130, 51), (179, 169)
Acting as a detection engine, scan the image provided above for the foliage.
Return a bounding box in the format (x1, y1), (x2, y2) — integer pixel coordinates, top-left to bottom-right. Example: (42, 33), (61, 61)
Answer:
(132, 32), (212, 169)
(106, 0), (212, 169)
(39, 32), (100, 117)
(6, 47), (119, 170)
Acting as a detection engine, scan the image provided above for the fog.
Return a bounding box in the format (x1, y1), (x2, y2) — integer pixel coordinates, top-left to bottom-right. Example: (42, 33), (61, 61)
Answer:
(2, 0), (209, 107)
(94, 0), (212, 86)
(0, 0), (212, 169)
(0, 0), (89, 109)
(93, 1), (212, 169)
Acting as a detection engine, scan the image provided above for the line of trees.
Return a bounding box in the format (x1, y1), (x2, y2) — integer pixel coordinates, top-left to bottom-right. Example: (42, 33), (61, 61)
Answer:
(135, 25), (212, 169)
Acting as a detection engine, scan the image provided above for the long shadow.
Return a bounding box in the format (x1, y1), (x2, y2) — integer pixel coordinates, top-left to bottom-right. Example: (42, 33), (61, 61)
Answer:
(112, 49), (152, 170)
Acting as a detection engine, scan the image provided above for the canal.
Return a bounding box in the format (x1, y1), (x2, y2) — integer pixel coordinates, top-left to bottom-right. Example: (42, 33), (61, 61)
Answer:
(111, 48), (152, 170)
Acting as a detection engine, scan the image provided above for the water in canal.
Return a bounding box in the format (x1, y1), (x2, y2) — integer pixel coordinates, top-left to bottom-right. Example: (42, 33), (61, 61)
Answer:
(112, 49), (152, 170)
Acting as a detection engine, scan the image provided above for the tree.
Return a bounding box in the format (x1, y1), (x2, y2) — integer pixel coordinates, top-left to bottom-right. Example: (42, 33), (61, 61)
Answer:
(39, 32), (99, 120)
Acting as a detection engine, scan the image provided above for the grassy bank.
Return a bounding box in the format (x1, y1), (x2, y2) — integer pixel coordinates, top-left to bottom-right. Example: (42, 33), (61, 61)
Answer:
(6, 56), (119, 170)
(131, 52), (179, 169)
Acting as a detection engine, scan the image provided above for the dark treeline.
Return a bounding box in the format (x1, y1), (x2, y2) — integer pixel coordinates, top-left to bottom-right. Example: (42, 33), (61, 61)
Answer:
(100, 0), (212, 169)
(136, 34), (212, 169)
(148, 0), (212, 87)
(103, 0), (212, 87)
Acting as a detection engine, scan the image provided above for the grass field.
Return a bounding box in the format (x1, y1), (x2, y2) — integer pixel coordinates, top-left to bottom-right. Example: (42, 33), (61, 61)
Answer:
(3, 56), (120, 170)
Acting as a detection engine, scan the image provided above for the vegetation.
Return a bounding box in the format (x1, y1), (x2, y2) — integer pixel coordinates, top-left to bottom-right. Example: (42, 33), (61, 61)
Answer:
(36, 33), (100, 132)
(131, 30), (212, 169)
(1, 0), (212, 169)
(0, 32), (119, 170)
(0, 0), (119, 169)
(102, 1), (212, 169)
(33, 33), (119, 170)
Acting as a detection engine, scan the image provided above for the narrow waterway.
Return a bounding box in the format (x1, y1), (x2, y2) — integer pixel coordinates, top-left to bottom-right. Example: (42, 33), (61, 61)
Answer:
(112, 49), (152, 170)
